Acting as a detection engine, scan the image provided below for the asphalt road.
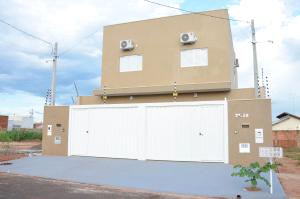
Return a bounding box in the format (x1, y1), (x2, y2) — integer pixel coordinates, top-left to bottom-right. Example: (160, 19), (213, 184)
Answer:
(0, 172), (213, 199)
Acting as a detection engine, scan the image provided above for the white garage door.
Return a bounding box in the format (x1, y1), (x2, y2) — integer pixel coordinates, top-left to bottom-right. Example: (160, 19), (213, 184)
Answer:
(69, 109), (89, 156)
(146, 104), (225, 162)
(68, 101), (228, 162)
(69, 106), (143, 159)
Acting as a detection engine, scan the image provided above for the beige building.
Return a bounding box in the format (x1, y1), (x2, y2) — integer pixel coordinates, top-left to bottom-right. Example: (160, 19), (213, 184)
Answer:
(43, 9), (272, 165)
(273, 112), (300, 131)
(273, 112), (300, 148)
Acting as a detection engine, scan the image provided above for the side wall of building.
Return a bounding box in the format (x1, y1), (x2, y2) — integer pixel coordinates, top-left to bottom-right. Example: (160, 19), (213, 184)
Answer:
(273, 130), (300, 148)
(7, 116), (34, 130)
(272, 117), (300, 148)
(0, 116), (8, 130)
(228, 99), (272, 165)
(42, 106), (69, 156)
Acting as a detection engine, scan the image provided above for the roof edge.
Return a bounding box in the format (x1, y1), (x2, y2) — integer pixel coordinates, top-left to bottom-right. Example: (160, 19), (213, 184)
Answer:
(103, 9), (229, 28)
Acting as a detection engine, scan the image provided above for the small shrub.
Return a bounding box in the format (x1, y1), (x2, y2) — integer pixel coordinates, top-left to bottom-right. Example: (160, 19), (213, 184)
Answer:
(22, 131), (42, 140)
(231, 162), (279, 189)
(0, 133), (12, 142)
(8, 130), (22, 141)
(0, 130), (42, 142)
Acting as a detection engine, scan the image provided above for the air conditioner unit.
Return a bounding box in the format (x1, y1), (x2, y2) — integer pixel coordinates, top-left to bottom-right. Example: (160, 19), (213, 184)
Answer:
(180, 32), (197, 44)
(120, 40), (134, 50)
(234, 58), (239, 67)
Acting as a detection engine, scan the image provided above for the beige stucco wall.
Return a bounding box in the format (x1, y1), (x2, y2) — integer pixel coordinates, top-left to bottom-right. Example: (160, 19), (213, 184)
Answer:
(273, 117), (300, 131)
(228, 99), (272, 165)
(101, 9), (237, 93)
(42, 106), (69, 156)
(43, 89), (272, 165)
(80, 88), (255, 105)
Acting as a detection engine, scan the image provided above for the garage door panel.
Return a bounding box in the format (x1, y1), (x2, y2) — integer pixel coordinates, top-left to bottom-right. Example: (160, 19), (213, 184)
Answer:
(88, 107), (141, 159)
(193, 105), (224, 161)
(146, 106), (198, 161)
(147, 104), (225, 162)
(69, 109), (89, 156)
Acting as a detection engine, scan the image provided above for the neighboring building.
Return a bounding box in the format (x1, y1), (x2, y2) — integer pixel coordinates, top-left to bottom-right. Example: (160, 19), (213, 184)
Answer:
(0, 115), (8, 131)
(43, 9), (272, 165)
(34, 122), (43, 129)
(8, 115), (34, 130)
(273, 112), (300, 148)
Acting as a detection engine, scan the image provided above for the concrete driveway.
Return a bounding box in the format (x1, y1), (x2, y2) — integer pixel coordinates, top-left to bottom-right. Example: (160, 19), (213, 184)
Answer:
(0, 172), (209, 199)
(0, 156), (286, 199)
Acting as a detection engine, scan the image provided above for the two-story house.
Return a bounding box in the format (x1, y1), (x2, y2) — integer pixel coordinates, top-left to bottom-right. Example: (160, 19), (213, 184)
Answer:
(42, 9), (272, 165)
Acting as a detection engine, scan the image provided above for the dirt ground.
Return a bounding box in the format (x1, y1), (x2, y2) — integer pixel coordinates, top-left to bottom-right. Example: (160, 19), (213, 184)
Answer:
(0, 141), (41, 162)
(0, 141), (41, 151)
(277, 157), (300, 199)
(0, 172), (223, 199)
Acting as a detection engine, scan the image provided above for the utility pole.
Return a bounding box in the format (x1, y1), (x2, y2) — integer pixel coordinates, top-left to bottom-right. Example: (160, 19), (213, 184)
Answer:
(251, 19), (259, 98)
(51, 42), (58, 105)
(73, 81), (79, 105)
(74, 81), (79, 97)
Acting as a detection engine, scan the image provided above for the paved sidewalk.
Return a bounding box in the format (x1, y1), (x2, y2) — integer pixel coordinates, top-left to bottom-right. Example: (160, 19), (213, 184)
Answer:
(0, 156), (286, 199)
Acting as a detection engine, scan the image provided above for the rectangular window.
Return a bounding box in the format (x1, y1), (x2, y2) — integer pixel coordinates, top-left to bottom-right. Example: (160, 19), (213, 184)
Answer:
(239, 143), (250, 153)
(180, 48), (208, 68)
(120, 55), (143, 72)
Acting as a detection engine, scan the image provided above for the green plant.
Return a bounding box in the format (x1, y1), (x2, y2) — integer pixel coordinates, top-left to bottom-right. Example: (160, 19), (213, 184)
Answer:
(0, 133), (12, 142)
(0, 131), (42, 142)
(231, 162), (279, 189)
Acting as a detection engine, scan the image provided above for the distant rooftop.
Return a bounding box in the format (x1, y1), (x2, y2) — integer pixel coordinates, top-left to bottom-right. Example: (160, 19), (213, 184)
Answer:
(276, 112), (300, 120)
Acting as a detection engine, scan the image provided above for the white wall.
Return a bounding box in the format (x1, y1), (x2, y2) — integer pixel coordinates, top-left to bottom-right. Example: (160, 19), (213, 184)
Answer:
(7, 115), (34, 130)
(272, 116), (300, 131)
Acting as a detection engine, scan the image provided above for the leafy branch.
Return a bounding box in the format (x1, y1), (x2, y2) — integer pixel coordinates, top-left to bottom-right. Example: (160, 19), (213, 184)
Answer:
(231, 161), (279, 188)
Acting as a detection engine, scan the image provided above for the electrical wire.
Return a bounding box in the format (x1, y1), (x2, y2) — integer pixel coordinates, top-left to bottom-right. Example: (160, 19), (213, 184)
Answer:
(1, 1), (248, 58)
(0, 16), (99, 61)
(144, 0), (250, 23)
(0, 18), (52, 46)
(59, 29), (100, 57)
(61, 0), (249, 57)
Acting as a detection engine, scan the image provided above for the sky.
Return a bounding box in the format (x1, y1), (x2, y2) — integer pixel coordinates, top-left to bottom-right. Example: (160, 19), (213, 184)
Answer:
(0, 0), (299, 122)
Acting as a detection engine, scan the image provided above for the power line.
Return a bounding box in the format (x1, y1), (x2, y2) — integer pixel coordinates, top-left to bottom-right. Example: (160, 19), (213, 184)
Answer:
(144, 0), (249, 23)
(61, 1), (249, 57)
(0, 18), (52, 46)
(59, 29), (100, 57)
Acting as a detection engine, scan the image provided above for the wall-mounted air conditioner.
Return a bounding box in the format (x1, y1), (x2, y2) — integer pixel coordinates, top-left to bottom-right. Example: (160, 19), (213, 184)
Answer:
(180, 32), (197, 44)
(120, 40), (134, 51)
(234, 58), (239, 67)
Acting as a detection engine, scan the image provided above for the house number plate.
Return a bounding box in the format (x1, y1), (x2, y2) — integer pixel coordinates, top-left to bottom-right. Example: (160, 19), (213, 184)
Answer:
(234, 113), (249, 118)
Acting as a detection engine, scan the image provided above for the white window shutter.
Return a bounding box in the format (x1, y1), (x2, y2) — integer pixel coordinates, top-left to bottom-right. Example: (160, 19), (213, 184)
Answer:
(180, 48), (208, 68)
(120, 55), (143, 72)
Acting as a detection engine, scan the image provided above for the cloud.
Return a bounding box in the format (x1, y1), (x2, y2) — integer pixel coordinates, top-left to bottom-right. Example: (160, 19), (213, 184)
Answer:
(0, 90), (44, 122)
(0, 0), (182, 119)
(228, 0), (300, 118)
